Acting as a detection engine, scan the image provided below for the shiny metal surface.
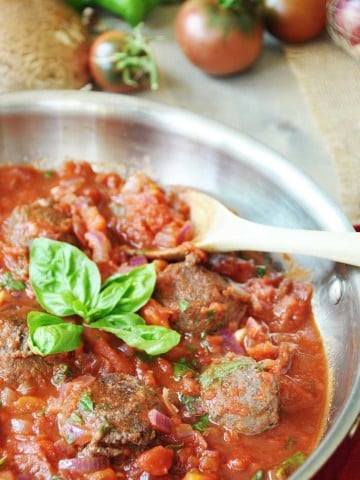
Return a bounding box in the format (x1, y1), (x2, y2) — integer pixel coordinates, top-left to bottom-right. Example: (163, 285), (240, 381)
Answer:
(0, 90), (359, 479)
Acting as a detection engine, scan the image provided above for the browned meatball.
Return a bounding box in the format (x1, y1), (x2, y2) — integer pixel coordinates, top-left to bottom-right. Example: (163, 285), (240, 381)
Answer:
(59, 373), (162, 458)
(154, 260), (246, 335)
(0, 356), (58, 394)
(0, 304), (33, 358)
(2, 201), (74, 249)
(200, 355), (280, 435)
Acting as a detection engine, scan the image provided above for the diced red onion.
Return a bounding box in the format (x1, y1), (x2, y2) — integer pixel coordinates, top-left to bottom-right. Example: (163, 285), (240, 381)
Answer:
(84, 230), (111, 263)
(129, 255), (148, 266)
(218, 328), (244, 354)
(148, 408), (173, 434)
(176, 222), (194, 245)
(60, 422), (93, 446)
(59, 456), (110, 472)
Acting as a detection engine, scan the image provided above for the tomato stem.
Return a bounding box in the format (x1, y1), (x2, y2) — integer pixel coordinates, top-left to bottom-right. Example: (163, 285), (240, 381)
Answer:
(114, 25), (158, 90)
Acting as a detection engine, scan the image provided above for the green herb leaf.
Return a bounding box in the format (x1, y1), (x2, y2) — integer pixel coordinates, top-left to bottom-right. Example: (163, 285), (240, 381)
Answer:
(30, 238), (101, 317)
(27, 311), (83, 356)
(255, 265), (267, 277)
(79, 391), (94, 412)
(179, 300), (190, 312)
(276, 451), (306, 478)
(199, 359), (255, 388)
(251, 470), (264, 480)
(173, 359), (195, 380)
(90, 313), (180, 355)
(0, 272), (26, 291)
(178, 394), (200, 414)
(99, 264), (156, 315)
(193, 413), (210, 432)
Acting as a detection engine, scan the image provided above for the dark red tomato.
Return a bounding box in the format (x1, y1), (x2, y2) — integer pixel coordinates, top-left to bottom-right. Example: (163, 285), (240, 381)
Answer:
(264, 0), (328, 43)
(175, 0), (264, 76)
(89, 29), (158, 93)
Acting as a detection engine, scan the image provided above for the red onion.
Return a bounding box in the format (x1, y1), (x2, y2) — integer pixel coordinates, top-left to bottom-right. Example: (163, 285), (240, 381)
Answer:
(84, 230), (111, 263)
(129, 255), (148, 266)
(328, 0), (360, 59)
(148, 408), (173, 434)
(176, 221), (194, 245)
(218, 328), (244, 354)
(60, 422), (93, 446)
(59, 456), (110, 472)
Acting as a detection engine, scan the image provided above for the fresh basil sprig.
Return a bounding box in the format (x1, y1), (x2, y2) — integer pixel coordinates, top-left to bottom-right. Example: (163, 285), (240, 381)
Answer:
(28, 239), (180, 356)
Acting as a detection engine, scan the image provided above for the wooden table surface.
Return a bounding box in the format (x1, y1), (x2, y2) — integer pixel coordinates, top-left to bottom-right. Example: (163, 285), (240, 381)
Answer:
(136, 5), (339, 205)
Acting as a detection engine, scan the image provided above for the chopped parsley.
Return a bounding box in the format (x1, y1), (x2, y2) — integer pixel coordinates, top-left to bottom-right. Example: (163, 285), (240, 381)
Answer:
(255, 265), (267, 277)
(70, 412), (83, 424)
(199, 359), (255, 388)
(276, 451), (306, 478)
(173, 358), (196, 380)
(251, 470), (264, 480)
(179, 300), (190, 312)
(43, 170), (55, 178)
(193, 414), (210, 432)
(179, 394), (200, 414)
(79, 390), (94, 412)
(0, 453), (7, 467)
(0, 272), (26, 291)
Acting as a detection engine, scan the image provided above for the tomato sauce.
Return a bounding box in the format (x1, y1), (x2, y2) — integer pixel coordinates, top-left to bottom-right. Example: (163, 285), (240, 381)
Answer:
(0, 162), (328, 480)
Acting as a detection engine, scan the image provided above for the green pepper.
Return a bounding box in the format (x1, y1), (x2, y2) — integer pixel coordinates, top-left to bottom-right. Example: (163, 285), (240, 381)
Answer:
(65, 0), (176, 26)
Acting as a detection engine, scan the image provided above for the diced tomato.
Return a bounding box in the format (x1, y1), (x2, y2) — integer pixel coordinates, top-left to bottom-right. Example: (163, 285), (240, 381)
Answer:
(136, 446), (174, 476)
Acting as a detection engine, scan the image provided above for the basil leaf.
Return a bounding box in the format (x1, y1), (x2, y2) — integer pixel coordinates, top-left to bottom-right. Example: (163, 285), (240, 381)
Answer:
(88, 278), (132, 319)
(30, 238), (101, 317)
(100, 264), (156, 314)
(27, 311), (83, 356)
(90, 314), (180, 355)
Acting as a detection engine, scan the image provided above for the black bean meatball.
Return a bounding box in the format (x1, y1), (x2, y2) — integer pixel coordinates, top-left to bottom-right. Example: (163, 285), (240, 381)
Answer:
(2, 200), (74, 248)
(0, 304), (33, 358)
(59, 373), (162, 458)
(154, 260), (246, 335)
(0, 356), (57, 394)
(200, 355), (280, 435)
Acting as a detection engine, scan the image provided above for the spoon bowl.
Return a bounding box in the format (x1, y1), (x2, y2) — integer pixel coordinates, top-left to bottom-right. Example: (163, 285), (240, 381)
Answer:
(183, 189), (360, 267)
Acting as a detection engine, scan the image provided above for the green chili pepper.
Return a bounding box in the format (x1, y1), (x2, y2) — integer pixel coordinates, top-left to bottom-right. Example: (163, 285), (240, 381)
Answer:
(66, 0), (179, 26)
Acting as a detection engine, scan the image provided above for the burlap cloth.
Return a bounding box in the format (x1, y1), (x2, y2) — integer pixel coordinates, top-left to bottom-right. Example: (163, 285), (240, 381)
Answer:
(285, 36), (360, 225)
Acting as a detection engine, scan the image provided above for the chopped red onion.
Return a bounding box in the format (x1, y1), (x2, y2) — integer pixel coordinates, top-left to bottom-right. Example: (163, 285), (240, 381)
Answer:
(84, 230), (111, 263)
(176, 222), (194, 245)
(129, 255), (148, 266)
(148, 408), (173, 434)
(218, 328), (244, 354)
(59, 456), (110, 472)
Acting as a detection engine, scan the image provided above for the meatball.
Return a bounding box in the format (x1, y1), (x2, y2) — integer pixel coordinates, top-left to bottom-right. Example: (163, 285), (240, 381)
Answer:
(2, 201), (74, 249)
(154, 259), (246, 335)
(200, 355), (280, 435)
(59, 373), (161, 458)
(0, 304), (33, 358)
(0, 356), (57, 394)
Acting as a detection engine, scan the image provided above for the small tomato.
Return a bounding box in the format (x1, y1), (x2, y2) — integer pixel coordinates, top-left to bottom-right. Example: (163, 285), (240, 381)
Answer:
(89, 27), (158, 93)
(175, 0), (264, 76)
(264, 0), (327, 43)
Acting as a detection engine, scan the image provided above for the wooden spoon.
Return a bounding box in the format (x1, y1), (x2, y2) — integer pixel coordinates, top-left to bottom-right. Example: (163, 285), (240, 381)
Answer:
(181, 189), (360, 267)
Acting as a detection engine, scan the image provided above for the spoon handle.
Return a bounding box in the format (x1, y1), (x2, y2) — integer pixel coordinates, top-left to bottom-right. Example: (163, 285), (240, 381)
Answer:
(195, 208), (360, 267)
